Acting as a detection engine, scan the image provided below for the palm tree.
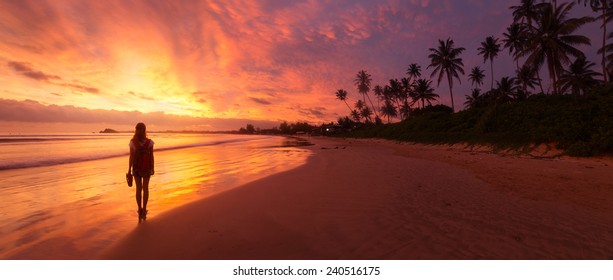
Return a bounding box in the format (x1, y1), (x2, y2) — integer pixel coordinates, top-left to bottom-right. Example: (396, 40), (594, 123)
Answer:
(520, 2), (592, 94)
(373, 85), (384, 112)
(406, 63), (422, 83)
(354, 70), (379, 118)
(350, 109), (361, 122)
(428, 38), (466, 112)
(380, 100), (398, 123)
(515, 65), (540, 94)
(503, 23), (528, 70)
(577, 0), (609, 83)
(335, 89), (352, 114)
(468, 66), (486, 88)
(387, 78), (404, 110)
(354, 99), (366, 121)
(355, 99), (365, 110)
(558, 57), (602, 95)
(510, 0), (549, 94)
(600, 32), (613, 77)
(411, 79), (439, 109)
(602, 3), (613, 78)
(399, 101), (411, 120)
(510, 0), (547, 27)
(493, 77), (519, 103)
(478, 36), (502, 90)
(360, 106), (373, 123)
(464, 88), (483, 109)
(400, 77), (412, 106)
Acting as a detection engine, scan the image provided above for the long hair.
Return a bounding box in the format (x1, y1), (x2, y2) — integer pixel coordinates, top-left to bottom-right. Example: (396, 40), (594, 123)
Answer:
(132, 122), (147, 142)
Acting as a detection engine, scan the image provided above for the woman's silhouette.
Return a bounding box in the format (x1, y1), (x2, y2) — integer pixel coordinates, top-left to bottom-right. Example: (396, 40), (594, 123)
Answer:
(128, 122), (155, 222)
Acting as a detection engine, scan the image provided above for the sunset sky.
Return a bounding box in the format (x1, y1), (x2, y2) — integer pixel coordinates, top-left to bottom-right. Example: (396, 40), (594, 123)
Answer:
(0, 0), (600, 132)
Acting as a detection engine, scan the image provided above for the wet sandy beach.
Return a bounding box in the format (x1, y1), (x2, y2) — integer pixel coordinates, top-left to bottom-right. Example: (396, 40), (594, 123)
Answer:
(102, 137), (613, 259)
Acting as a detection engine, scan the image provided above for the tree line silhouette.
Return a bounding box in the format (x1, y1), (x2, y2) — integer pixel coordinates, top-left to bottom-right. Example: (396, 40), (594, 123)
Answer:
(336, 0), (607, 124)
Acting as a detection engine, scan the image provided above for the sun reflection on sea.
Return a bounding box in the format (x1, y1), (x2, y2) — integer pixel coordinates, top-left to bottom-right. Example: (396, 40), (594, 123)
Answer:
(133, 137), (314, 219)
(0, 135), (312, 259)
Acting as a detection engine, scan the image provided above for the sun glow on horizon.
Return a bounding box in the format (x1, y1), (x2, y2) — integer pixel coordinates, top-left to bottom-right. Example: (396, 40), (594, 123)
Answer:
(0, 0), (601, 131)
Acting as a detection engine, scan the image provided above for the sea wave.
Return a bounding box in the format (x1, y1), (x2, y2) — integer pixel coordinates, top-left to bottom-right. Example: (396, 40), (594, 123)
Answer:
(0, 137), (109, 144)
(0, 135), (271, 171)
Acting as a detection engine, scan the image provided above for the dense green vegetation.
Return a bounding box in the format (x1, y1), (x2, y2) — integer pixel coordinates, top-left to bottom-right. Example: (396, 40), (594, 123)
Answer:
(238, 121), (315, 135)
(239, 1), (613, 157)
(332, 1), (613, 156)
(342, 85), (613, 156)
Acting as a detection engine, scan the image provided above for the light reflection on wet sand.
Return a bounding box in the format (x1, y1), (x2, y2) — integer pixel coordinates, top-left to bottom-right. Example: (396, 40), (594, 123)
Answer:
(0, 136), (311, 259)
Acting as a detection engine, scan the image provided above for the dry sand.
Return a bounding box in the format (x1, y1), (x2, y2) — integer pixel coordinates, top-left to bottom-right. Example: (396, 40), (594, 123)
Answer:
(101, 137), (613, 259)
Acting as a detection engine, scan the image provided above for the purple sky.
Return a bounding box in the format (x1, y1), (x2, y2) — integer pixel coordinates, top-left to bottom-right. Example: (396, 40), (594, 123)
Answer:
(0, 0), (603, 132)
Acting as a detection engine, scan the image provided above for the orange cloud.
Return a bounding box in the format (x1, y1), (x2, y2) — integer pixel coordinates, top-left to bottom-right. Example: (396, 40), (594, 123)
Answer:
(7, 61), (100, 94)
(7, 61), (61, 81)
(0, 0), (602, 132)
(0, 98), (278, 131)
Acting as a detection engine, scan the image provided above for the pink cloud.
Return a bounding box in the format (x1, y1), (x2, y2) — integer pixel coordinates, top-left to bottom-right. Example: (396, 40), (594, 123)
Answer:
(7, 61), (100, 94)
(0, 0), (604, 131)
(8, 61), (61, 81)
(0, 98), (278, 131)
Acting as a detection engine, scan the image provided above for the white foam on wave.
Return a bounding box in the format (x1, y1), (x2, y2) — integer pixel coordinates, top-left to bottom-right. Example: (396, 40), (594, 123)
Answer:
(0, 134), (272, 171)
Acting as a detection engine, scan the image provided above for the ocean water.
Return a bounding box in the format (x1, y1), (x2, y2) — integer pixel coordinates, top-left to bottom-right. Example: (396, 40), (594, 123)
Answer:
(0, 133), (276, 170)
(0, 133), (312, 259)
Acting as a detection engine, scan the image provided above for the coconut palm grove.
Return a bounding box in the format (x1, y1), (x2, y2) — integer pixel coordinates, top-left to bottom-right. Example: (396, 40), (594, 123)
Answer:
(331, 0), (612, 156)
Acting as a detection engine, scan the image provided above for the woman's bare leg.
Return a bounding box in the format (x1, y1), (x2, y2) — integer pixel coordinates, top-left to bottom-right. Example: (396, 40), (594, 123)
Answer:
(142, 176), (150, 214)
(135, 176), (143, 213)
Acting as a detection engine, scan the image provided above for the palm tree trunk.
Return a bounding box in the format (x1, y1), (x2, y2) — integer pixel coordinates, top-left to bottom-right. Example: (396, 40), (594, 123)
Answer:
(490, 59), (494, 90)
(552, 64), (558, 95)
(343, 100), (352, 114)
(536, 69), (545, 94)
(515, 59), (519, 72)
(365, 93), (379, 118)
(448, 75), (455, 112)
(361, 94), (367, 114)
(603, 5), (608, 84)
(394, 98), (401, 114)
(360, 94), (371, 122)
(553, 0), (557, 11)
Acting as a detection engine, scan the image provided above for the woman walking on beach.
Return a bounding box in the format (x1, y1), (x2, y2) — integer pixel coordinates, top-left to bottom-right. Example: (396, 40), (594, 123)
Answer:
(128, 122), (155, 222)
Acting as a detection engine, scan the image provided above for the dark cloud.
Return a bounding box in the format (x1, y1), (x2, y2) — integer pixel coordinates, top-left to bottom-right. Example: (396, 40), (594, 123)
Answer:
(249, 97), (272, 105)
(8, 61), (61, 81)
(246, 86), (299, 97)
(297, 106), (326, 117)
(60, 83), (100, 94)
(0, 98), (279, 130)
(126, 91), (156, 101)
(0, 0), (602, 124)
(7, 61), (100, 94)
(191, 90), (235, 112)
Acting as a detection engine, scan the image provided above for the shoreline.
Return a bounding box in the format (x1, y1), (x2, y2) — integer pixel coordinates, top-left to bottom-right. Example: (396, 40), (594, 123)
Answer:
(101, 137), (613, 259)
(0, 135), (310, 259)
